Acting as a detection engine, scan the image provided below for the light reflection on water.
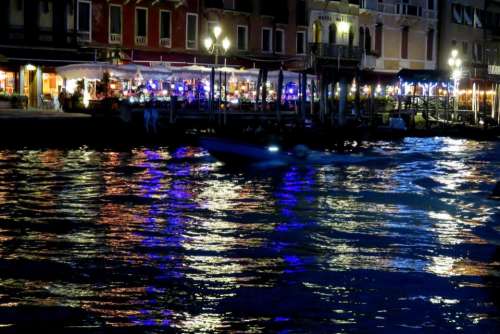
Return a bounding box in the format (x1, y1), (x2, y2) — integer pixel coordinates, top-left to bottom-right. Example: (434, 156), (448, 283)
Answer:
(0, 137), (499, 332)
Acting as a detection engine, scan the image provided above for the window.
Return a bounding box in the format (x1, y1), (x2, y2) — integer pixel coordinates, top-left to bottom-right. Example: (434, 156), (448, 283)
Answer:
(39, 0), (52, 29)
(463, 6), (473, 26)
(375, 23), (382, 55)
(16, 0), (23, 11)
(401, 26), (409, 59)
(359, 27), (364, 49)
(462, 41), (469, 55)
(296, 0), (306, 26)
(262, 28), (272, 53)
(348, 26), (354, 47)
(160, 10), (171, 47)
(207, 21), (218, 37)
(329, 24), (336, 44)
(426, 29), (434, 61)
(451, 4), (463, 24)
(474, 9), (483, 28)
(41, 0), (49, 14)
(428, 0), (434, 10)
(68, 1), (74, 15)
(364, 27), (371, 51)
(275, 29), (284, 54)
(237, 25), (248, 51)
(296, 31), (305, 55)
(135, 8), (148, 45)
(186, 13), (198, 50)
(109, 5), (122, 43)
(77, 0), (91, 39)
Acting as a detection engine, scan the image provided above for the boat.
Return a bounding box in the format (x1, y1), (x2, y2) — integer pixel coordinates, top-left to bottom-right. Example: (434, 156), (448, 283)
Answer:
(200, 137), (385, 168)
(200, 137), (293, 165)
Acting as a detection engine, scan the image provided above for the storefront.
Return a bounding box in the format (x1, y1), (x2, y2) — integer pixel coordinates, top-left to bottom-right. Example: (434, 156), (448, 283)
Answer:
(0, 69), (16, 95)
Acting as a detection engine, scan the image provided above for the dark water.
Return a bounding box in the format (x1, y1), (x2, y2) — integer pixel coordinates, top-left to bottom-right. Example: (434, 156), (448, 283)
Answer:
(0, 137), (499, 333)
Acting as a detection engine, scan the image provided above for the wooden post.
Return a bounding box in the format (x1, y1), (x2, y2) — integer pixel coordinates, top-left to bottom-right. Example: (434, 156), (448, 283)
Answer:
(330, 81), (336, 127)
(338, 77), (347, 127)
(319, 75), (325, 123)
(301, 71), (307, 121)
(369, 83), (375, 127)
(425, 83), (430, 129)
(355, 70), (361, 119)
(224, 71), (227, 126)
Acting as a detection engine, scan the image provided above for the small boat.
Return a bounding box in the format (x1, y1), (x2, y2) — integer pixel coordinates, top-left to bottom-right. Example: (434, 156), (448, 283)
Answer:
(200, 137), (293, 165)
(200, 137), (385, 168)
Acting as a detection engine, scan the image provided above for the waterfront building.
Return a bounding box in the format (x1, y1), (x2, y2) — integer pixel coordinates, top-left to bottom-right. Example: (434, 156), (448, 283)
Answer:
(305, 0), (362, 122)
(200, 0), (307, 69)
(438, 0), (500, 120)
(0, 0), (95, 107)
(359, 0), (438, 74)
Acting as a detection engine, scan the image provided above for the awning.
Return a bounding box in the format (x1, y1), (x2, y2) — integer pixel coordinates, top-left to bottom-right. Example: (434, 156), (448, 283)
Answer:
(56, 63), (118, 80)
(117, 63), (172, 81)
(56, 63), (172, 81)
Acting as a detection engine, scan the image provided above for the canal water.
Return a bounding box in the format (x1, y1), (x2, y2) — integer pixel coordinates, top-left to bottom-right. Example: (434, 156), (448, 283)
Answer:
(0, 137), (499, 333)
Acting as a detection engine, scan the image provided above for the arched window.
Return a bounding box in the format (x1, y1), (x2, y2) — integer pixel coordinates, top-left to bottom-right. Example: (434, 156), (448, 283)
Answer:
(426, 29), (434, 61)
(348, 26), (354, 47)
(359, 27), (365, 49)
(313, 20), (322, 43)
(365, 27), (372, 52)
(329, 23), (337, 44)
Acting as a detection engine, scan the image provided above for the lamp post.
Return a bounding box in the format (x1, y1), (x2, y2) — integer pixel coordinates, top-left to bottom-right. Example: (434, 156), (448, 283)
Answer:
(448, 49), (462, 121)
(204, 26), (230, 117)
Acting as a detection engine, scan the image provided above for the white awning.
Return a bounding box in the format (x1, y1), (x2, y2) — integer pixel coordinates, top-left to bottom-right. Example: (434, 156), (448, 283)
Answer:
(56, 63), (118, 80)
(56, 63), (172, 81)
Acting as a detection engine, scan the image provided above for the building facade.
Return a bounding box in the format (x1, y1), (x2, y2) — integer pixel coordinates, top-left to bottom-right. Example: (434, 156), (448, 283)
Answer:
(0, 0), (310, 108)
(0, 0), (95, 107)
(359, 0), (438, 74)
(438, 0), (500, 72)
(200, 0), (307, 69)
(438, 0), (500, 118)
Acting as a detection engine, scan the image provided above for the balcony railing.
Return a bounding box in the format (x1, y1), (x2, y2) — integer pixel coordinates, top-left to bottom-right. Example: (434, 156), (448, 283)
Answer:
(309, 43), (363, 61)
(361, 53), (377, 69)
(77, 31), (90, 43)
(135, 36), (147, 46)
(160, 37), (171, 48)
(110, 33), (121, 44)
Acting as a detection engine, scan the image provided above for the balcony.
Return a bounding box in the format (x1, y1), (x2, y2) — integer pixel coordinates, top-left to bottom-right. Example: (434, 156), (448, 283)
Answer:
(135, 36), (147, 46)
(110, 33), (122, 44)
(160, 37), (171, 48)
(309, 43), (362, 60)
(361, 53), (376, 69)
(77, 31), (90, 43)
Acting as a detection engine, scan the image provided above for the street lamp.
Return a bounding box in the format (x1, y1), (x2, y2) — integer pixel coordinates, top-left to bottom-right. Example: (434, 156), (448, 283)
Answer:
(448, 49), (462, 119)
(204, 26), (231, 116)
(204, 25), (230, 67)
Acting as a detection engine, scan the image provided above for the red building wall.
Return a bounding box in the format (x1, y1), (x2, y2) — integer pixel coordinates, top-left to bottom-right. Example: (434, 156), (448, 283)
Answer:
(89, 0), (200, 56)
